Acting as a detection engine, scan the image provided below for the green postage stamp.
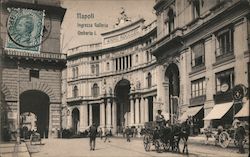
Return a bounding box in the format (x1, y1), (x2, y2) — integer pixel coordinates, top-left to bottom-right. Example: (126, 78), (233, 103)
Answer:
(6, 8), (45, 53)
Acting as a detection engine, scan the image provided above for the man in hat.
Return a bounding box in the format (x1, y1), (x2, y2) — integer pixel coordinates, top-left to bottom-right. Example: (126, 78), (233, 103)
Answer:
(89, 122), (97, 151)
(155, 109), (166, 128)
(235, 121), (246, 154)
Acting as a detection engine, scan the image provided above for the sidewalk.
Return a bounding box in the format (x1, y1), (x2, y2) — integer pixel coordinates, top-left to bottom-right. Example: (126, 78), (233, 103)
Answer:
(0, 142), (30, 157)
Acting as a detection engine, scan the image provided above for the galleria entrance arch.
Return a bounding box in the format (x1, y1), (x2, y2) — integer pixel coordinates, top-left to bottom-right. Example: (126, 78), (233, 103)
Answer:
(20, 90), (49, 138)
(114, 79), (131, 129)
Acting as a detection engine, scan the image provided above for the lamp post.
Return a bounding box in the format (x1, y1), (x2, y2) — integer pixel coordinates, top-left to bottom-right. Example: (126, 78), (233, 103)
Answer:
(170, 95), (179, 124)
(16, 60), (20, 144)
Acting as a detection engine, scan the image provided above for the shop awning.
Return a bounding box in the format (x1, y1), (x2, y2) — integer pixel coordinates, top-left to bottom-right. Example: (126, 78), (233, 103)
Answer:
(203, 102), (233, 120)
(179, 106), (203, 122)
(235, 100), (249, 117)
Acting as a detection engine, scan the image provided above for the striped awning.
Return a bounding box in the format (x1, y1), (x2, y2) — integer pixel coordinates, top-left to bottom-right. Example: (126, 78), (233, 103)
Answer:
(179, 106), (203, 122)
(235, 100), (249, 117)
(204, 102), (233, 120)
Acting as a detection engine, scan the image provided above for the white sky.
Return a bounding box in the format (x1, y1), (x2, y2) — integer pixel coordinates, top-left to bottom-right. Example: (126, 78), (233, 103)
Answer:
(60, 0), (156, 52)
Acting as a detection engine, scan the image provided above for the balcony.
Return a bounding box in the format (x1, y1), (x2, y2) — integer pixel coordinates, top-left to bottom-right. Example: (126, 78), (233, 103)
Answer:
(4, 49), (66, 61)
(190, 95), (206, 107)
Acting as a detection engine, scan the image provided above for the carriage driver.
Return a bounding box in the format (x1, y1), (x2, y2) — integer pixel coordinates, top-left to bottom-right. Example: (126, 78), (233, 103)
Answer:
(156, 109), (166, 128)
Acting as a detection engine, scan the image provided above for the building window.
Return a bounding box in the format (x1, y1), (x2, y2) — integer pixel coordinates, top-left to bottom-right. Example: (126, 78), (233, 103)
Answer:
(191, 78), (206, 98)
(91, 65), (95, 74)
(192, 0), (201, 19)
(73, 85), (78, 98)
(92, 83), (99, 97)
(107, 62), (109, 71)
(168, 8), (175, 33)
(216, 28), (234, 58)
(75, 67), (78, 78)
(191, 41), (205, 67)
(147, 72), (152, 88)
(72, 68), (75, 78)
(96, 64), (99, 76)
(216, 69), (234, 93)
(135, 54), (138, 63)
(29, 69), (39, 81)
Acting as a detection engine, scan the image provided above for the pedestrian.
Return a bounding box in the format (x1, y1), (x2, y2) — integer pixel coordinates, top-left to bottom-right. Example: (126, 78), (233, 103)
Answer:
(104, 128), (111, 143)
(99, 127), (103, 140)
(125, 126), (131, 142)
(88, 123), (97, 151)
(235, 121), (246, 154)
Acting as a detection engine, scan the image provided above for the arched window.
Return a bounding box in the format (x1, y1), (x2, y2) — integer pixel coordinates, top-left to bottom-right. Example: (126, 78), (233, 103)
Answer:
(147, 72), (152, 88)
(73, 85), (78, 98)
(92, 83), (99, 97)
(168, 8), (175, 33)
(136, 54), (138, 63)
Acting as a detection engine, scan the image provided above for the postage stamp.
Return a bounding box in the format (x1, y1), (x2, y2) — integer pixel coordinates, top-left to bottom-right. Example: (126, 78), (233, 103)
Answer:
(5, 8), (45, 53)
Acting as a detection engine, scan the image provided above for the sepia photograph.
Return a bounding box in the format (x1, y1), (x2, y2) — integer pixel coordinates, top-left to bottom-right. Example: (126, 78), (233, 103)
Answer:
(0, 0), (249, 156)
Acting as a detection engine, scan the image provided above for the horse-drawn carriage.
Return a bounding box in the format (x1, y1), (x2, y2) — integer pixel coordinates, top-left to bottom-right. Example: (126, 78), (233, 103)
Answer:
(141, 121), (189, 154)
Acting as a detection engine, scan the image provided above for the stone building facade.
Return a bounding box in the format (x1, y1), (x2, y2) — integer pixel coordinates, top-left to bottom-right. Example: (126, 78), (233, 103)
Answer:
(0, 0), (66, 139)
(153, 0), (249, 130)
(65, 0), (249, 135)
(66, 17), (158, 134)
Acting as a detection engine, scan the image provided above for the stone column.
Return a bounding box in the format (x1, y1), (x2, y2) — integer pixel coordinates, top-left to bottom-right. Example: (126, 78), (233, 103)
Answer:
(67, 110), (72, 129)
(135, 98), (140, 125)
(140, 98), (145, 125)
(79, 105), (88, 131)
(153, 96), (156, 121)
(144, 98), (149, 122)
(89, 104), (92, 125)
(130, 99), (134, 126)
(106, 100), (112, 128)
(100, 103), (105, 128)
(112, 100), (117, 133)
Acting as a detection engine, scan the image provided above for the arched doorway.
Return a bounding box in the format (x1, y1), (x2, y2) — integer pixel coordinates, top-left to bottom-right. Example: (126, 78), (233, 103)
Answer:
(72, 108), (79, 134)
(165, 63), (180, 123)
(114, 79), (130, 130)
(20, 90), (49, 138)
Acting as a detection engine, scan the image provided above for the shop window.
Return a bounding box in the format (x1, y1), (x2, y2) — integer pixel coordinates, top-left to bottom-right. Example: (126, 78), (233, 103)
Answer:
(216, 28), (234, 58)
(191, 41), (205, 67)
(73, 85), (78, 98)
(92, 83), (99, 97)
(191, 78), (206, 98)
(216, 69), (234, 93)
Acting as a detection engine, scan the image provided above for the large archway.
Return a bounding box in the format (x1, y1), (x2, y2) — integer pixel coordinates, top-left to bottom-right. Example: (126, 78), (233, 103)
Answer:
(114, 79), (131, 129)
(165, 63), (180, 123)
(72, 108), (79, 134)
(20, 90), (49, 138)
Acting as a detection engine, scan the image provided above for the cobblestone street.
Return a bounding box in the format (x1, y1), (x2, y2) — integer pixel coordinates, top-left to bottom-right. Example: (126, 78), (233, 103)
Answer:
(26, 137), (249, 157)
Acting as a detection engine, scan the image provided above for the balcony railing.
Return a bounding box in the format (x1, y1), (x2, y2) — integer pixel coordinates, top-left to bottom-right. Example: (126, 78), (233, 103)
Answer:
(4, 49), (66, 60)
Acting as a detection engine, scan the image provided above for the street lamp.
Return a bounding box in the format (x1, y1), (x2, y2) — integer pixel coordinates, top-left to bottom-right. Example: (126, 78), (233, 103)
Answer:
(170, 95), (179, 124)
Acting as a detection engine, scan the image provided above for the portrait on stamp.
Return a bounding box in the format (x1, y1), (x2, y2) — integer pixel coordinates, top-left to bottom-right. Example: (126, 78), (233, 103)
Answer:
(5, 8), (45, 53)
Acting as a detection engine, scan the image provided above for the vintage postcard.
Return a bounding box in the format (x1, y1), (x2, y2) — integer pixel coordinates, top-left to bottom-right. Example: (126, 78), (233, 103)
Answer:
(0, 0), (249, 157)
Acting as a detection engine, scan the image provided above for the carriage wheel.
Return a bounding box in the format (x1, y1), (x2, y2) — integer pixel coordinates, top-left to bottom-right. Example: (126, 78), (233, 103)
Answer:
(219, 132), (230, 148)
(143, 135), (151, 151)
